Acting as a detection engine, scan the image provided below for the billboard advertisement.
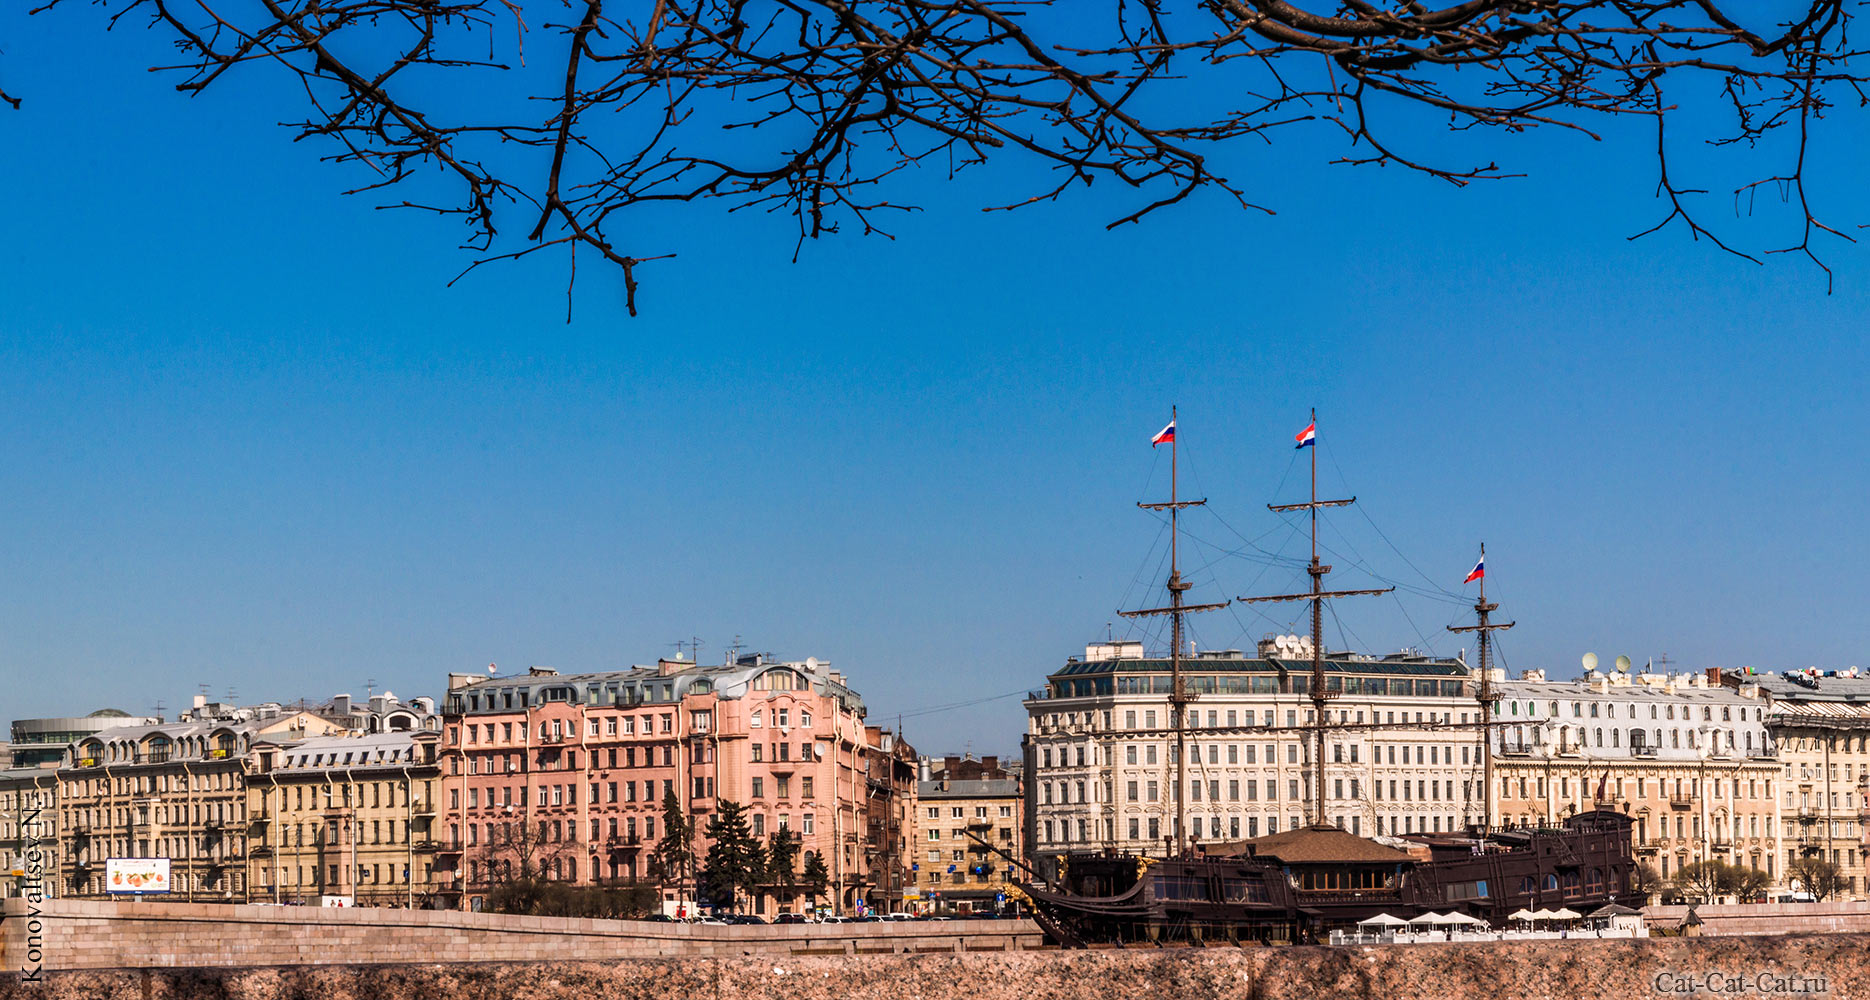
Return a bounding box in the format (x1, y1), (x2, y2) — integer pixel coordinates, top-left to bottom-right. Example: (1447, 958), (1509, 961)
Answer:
(105, 857), (171, 894)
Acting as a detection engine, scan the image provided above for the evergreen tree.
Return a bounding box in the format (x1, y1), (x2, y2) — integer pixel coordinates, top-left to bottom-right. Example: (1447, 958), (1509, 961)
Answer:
(651, 786), (694, 885)
(699, 800), (766, 912)
(802, 850), (830, 909)
(767, 830), (801, 908)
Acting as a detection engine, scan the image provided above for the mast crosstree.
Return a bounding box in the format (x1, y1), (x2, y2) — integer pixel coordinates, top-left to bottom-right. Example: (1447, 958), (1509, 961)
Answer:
(1240, 409), (1391, 830)
(1119, 406), (1229, 856)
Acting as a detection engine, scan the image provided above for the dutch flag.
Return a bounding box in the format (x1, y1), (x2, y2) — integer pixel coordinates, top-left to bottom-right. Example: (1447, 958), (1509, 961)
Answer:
(1294, 421), (1316, 449)
(1463, 555), (1485, 585)
(1151, 420), (1176, 448)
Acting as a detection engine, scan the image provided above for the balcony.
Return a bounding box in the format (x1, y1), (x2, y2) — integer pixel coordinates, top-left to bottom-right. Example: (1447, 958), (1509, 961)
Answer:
(1633, 746), (1659, 758)
(250, 844), (274, 858)
(1669, 794), (1695, 809)
(1498, 742), (1534, 756)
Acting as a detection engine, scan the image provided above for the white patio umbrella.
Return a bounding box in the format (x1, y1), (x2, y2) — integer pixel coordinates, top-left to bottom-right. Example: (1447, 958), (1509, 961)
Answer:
(1549, 907), (1583, 921)
(1357, 913), (1411, 927)
(1407, 911), (1448, 924)
(1446, 912), (1490, 926)
(1528, 908), (1558, 921)
(1507, 908), (1537, 922)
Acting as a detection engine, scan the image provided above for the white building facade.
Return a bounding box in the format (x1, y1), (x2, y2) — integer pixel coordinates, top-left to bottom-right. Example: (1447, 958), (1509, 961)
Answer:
(1023, 637), (1486, 867)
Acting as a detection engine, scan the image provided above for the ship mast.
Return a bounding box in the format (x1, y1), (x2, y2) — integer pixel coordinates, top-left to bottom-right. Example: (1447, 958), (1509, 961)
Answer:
(1449, 542), (1513, 832)
(1119, 406), (1229, 856)
(1241, 409), (1391, 829)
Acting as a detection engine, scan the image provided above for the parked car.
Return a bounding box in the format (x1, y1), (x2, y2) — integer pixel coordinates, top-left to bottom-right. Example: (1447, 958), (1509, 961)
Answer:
(775, 913), (810, 925)
(883, 912), (917, 922)
(644, 914), (675, 923)
(727, 914), (768, 924)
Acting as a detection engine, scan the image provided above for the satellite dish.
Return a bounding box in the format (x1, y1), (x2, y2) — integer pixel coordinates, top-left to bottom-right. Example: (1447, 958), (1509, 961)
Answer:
(804, 657), (819, 672)
(1615, 655), (1633, 674)
(1582, 653), (1599, 672)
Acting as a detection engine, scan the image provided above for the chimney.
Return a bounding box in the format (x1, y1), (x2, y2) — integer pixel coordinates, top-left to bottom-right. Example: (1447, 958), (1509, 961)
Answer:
(332, 694), (351, 716)
(192, 694), (207, 711)
(658, 658), (687, 676)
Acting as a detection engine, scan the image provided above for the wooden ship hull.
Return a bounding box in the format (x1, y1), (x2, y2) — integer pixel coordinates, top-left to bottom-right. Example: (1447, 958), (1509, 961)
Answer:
(1017, 810), (1645, 946)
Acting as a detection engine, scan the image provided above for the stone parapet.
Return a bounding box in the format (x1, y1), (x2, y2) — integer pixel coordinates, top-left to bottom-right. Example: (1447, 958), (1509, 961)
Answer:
(1644, 900), (1870, 935)
(1, 935), (1867, 1000)
(0, 899), (1039, 971)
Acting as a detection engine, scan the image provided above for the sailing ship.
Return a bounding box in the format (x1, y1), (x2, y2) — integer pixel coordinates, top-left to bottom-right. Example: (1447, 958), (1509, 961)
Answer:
(1003, 412), (1645, 946)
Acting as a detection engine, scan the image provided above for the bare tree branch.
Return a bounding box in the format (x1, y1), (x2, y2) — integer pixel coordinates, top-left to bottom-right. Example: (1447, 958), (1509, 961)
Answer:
(12, 0), (1865, 313)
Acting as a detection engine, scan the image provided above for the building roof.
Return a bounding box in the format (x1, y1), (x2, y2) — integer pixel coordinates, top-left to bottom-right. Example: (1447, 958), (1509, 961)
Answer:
(1725, 669), (1870, 704)
(1215, 825), (1416, 865)
(268, 732), (429, 771)
(1050, 655), (1467, 678)
(448, 655), (867, 718)
(916, 779), (1020, 798)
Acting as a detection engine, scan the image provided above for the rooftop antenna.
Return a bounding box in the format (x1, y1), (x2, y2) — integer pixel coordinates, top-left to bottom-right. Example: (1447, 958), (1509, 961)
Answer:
(1449, 542), (1513, 832)
(1106, 621), (1114, 643)
(1121, 406), (1229, 856)
(1243, 409), (1391, 830)
(365, 678), (378, 700)
(1656, 652), (1674, 671)
(727, 635), (745, 664)
(152, 699), (167, 723)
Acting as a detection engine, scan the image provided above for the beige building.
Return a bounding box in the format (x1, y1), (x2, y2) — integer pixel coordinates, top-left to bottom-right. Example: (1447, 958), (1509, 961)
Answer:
(0, 768), (59, 899)
(1721, 669), (1870, 900)
(1491, 668), (1780, 888)
(910, 755), (1022, 914)
(246, 731), (444, 905)
(59, 705), (344, 900)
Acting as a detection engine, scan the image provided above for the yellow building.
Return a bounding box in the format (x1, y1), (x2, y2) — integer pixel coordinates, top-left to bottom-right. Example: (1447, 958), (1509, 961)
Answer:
(247, 731), (444, 905)
(1724, 669), (1870, 900)
(60, 710), (342, 900)
(911, 758), (1022, 914)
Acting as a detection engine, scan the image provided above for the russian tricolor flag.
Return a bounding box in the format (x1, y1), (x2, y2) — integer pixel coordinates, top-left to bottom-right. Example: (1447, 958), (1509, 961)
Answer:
(1463, 556), (1485, 584)
(1294, 422), (1315, 449)
(1151, 420), (1176, 448)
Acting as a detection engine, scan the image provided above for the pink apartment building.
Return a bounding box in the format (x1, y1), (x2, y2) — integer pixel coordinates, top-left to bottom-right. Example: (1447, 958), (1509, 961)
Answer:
(438, 653), (892, 915)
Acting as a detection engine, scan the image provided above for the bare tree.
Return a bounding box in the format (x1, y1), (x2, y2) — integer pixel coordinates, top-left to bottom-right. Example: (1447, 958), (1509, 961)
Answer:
(1787, 856), (1845, 902)
(12, 0), (1865, 312)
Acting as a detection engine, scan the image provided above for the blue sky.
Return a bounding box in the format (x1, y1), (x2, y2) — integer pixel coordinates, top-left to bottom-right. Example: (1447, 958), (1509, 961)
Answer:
(3, 5), (1867, 757)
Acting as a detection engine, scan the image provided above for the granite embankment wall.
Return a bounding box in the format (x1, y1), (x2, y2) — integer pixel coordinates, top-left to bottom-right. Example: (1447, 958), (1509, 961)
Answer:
(0, 899), (1041, 971)
(1646, 900), (1870, 936)
(2, 935), (1868, 1000)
